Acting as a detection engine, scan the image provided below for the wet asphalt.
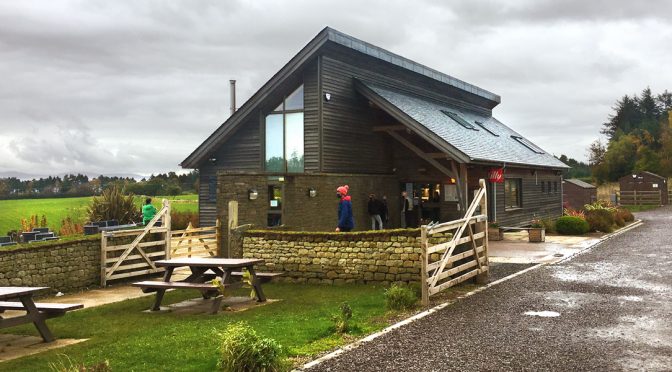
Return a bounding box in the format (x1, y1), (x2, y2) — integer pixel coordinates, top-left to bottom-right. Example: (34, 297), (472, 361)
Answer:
(308, 207), (672, 371)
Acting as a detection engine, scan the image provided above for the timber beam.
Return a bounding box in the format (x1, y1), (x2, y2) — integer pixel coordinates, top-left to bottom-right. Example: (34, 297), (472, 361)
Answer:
(373, 125), (407, 132)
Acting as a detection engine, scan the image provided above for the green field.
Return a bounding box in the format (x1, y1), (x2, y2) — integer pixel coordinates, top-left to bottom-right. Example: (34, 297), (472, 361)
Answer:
(0, 195), (198, 235)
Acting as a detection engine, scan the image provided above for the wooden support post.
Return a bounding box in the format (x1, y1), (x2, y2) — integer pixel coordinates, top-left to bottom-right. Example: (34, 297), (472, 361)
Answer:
(100, 232), (107, 287)
(460, 163), (469, 207)
(451, 161), (466, 213)
(163, 199), (172, 260)
(227, 201), (238, 258)
(420, 225), (429, 307)
(216, 218), (222, 257)
(475, 179), (489, 284)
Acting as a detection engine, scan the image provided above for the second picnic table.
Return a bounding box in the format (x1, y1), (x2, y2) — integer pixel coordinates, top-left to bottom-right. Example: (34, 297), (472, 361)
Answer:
(133, 257), (267, 312)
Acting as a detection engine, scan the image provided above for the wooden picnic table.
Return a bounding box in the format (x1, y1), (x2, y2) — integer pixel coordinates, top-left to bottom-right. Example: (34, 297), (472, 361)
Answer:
(135, 257), (267, 312)
(0, 287), (83, 343)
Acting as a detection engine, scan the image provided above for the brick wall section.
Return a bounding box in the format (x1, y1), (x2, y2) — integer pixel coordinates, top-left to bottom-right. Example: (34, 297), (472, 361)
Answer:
(0, 237), (100, 293)
(242, 229), (451, 285)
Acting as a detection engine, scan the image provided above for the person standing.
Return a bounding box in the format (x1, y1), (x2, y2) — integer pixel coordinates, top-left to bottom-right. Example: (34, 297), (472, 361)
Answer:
(142, 197), (157, 226)
(336, 185), (354, 232)
(368, 194), (383, 230)
(400, 191), (413, 228)
(380, 195), (389, 227)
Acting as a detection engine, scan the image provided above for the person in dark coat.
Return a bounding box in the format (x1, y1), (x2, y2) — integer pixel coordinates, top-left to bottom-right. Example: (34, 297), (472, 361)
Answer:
(380, 195), (389, 226)
(336, 185), (354, 232)
(368, 194), (383, 230)
(400, 191), (413, 228)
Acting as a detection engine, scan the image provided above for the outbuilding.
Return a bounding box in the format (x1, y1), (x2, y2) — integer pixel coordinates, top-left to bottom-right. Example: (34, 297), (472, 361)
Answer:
(181, 27), (569, 245)
(618, 171), (669, 205)
(562, 178), (597, 210)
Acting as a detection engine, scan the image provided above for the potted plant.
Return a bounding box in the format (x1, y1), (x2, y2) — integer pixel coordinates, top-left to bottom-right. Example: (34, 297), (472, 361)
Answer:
(488, 221), (503, 241)
(528, 219), (545, 242)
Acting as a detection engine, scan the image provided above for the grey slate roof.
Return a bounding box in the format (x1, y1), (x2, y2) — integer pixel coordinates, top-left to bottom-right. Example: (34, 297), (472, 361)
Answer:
(359, 81), (569, 169)
(565, 178), (596, 189)
(325, 28), (500, 104)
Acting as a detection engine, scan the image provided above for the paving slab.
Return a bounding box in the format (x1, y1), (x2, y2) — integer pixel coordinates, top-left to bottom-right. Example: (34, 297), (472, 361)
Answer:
(0, 334), (86, 362)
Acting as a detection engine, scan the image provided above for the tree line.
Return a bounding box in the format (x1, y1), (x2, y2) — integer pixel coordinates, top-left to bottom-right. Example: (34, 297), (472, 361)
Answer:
(588, 87), (672, 183)
(0, 171), (199, 199)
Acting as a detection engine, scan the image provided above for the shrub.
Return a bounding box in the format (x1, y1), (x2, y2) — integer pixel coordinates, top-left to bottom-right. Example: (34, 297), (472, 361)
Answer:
(563, 208), (586, 219)
(585, 209), (615, 233)
(59, 217), (84, 236)
(616, 208), (635, 223)
(384, 283), (417, 311)
(540, 218), (556, 233)
(87, 186), (137, 224)
(218, 322), (284, 372)
(555, 216), (589, 235)
(530, 219), (543, 228)
(584, 200), (617, 212)
(170, 210), (199, 230)
(331, 302), (353, 334)
(20, 214), (47, 232)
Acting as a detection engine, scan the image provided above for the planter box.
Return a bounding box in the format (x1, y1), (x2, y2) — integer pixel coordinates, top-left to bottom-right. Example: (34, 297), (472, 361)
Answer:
(528, 228), (545, 242)
(488, 227), (503, 241)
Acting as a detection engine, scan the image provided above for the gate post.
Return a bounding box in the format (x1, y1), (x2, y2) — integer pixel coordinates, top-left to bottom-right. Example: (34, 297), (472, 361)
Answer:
(227, 201), (239, 258)
(475, 179), (489, 284)
(420, 225), (429, 306)
(100, 232), (107, 287)
(163, 199), (171, 259)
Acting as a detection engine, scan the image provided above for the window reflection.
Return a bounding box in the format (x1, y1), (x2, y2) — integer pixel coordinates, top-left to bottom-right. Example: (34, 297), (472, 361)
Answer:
(265, 84), (304, 173)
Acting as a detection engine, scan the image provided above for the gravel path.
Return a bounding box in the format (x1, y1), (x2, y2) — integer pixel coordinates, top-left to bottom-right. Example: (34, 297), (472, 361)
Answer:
(308, 207), (672, 371)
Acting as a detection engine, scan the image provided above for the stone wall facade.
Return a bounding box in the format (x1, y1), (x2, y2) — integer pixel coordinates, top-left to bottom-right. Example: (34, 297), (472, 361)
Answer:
(0, 237), (100, 294)
(242, 230), (450, 285)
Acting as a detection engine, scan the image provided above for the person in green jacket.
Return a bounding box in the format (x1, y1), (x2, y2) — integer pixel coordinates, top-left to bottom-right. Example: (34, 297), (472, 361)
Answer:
(142, 198), (157, 225)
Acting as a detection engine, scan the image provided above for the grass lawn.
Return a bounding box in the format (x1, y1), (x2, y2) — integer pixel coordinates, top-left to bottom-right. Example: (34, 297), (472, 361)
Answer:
(621, 204), (659, 213)
(0, 195), (197, 235)
(0, 283), (390, 371)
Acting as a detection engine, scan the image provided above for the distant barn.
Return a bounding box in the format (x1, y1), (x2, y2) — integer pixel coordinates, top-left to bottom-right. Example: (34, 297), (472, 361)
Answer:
(563, 178), (597, 210)
(618, 171), (668, 206)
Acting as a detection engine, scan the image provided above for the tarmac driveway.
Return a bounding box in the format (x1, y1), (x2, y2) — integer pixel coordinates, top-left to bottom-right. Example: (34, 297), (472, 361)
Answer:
(308, 206), (672, 371)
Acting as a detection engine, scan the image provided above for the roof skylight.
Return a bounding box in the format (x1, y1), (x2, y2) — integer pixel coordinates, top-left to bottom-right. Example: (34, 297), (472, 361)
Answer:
(441, 110), (478, 131)
(511, 135), (544, 154)
(475, 121), (499, 136)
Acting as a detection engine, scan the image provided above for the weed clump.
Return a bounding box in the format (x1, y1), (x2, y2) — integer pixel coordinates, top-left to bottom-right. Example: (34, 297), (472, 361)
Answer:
(218, 322), (284, 372)
(384, 283), (417, 311)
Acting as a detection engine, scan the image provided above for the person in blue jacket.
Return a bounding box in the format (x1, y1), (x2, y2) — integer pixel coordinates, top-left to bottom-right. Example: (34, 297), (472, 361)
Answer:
(335, 185), (354, 232)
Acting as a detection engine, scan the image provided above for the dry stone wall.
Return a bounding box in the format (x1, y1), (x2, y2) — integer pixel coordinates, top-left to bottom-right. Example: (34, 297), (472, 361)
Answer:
(0, 237), (100, 294)
(242, 230), (451, 285)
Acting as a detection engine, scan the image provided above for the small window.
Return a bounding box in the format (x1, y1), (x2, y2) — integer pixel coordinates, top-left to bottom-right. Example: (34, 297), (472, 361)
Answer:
(554, 181), (558, 193)
(541, 182), (545, 193)
(511, 136), (544, 154)
(475, 121), (499, 136)
(547, 181), (552, 194)
(504, 178), (522, 209)
(441, 110), (478, 130)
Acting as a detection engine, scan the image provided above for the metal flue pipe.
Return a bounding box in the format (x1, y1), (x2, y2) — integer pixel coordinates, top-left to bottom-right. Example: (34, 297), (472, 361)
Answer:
(229, 80), (236, 117)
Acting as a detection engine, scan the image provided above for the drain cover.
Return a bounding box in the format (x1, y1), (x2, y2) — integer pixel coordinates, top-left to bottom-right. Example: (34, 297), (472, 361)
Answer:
(553, 253), (564, 257)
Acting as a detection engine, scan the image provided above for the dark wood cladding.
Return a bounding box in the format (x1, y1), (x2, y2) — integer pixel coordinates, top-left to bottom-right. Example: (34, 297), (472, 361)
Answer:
(467, 168), (562, 226)
(619, 172), (669, 204)
(303, 60), (320, 172)
(198, 166), (218, 227)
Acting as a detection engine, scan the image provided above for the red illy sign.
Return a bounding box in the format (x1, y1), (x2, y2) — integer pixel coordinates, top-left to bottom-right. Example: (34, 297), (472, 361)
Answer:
(488, 168), (504, 183)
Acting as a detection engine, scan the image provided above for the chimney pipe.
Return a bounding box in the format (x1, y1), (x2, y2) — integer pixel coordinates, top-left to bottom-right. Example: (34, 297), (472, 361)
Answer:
(229, 80), (236, 117)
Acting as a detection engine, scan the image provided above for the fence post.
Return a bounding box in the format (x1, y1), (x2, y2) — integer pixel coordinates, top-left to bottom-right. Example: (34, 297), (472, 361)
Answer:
(100, 232), (107, 287)
(227, 201), (238, 258)
(216, 218), (222, 257)
(475, 179), (489, 284)
(163, 199), (171, 259)
(634, 190), (638, 205)
(420, 225), (429, 307)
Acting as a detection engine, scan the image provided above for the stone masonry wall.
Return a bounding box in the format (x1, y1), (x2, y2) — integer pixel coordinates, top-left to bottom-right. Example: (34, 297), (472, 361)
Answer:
(0, 237), (100, 294)
(242, 230), (450, 285)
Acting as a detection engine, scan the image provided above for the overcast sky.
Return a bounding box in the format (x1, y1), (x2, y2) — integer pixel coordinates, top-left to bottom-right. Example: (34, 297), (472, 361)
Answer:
(1, 0), (671, 178)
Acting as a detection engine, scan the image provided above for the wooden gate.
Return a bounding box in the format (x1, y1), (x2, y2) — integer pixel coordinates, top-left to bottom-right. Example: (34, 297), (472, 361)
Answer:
(420, 179), (489, 305)
(100, 199), (171, 286)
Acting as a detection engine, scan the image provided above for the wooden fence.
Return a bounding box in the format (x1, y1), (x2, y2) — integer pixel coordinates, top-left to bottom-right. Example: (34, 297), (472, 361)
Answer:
(617, 190), (662, 206)
(170, 220), (220, 259)
(420, 179), (489, 305)
(100, 200), (220, 286)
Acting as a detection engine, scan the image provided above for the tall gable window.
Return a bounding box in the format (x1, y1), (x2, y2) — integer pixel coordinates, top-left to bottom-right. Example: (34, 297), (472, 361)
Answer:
(265, 85), (304, 173)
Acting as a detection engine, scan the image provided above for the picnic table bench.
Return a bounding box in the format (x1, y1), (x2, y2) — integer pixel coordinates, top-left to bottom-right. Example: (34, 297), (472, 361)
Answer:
(0, 287), (83, 342)
(133, 258), (283, 314)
